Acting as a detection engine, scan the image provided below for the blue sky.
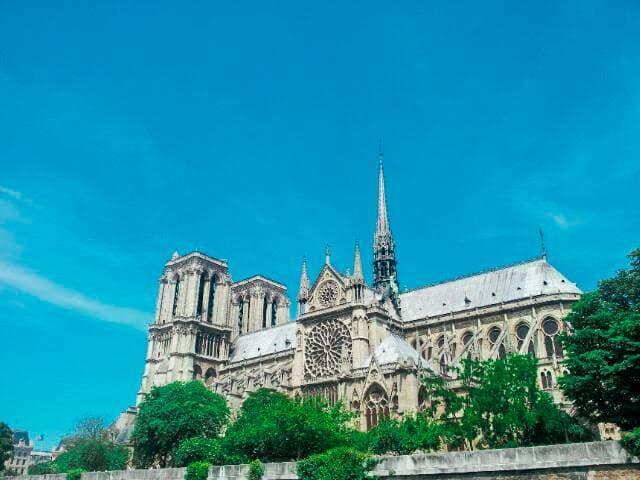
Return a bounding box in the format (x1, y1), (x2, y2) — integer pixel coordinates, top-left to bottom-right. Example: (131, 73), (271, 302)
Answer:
(1, 1), (639, 449)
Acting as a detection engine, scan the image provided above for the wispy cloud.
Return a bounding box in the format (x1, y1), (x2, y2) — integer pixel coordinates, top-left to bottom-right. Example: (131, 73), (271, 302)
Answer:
(0, 260), (152, 329)
(0, 186), (22, 201)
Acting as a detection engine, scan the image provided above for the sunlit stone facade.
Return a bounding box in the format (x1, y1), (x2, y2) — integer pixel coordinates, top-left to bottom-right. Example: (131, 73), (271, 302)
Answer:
(119, 153), (581, 438)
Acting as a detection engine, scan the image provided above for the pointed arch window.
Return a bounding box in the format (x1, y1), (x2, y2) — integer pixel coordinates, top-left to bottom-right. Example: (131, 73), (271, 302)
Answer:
(207, 275), (216, 323)
(271, 300), (277, 326)
(364, 384), (389, 430)
(262, 297), (268, 329)
(516, 323), (535, 355)
(542, 318), (563, 358)
(488, 327), (506, 359)
(238, 298), (244, 332)
(172, 275), (181, 316)
(196, 272), (206, 316)
(462, 331), (474, 359)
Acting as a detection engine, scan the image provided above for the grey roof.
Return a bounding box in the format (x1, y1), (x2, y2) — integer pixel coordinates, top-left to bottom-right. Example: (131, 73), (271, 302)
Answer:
(363, 334), (426, 368)
(399, 258), (581, 322)
(229, 322), (297, 362)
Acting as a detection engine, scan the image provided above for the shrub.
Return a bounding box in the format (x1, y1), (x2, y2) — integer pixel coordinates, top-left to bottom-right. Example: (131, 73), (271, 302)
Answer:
(174, 437), (222, 467)
(66, 468), (84, 480)
(185, 461), (210, 480)
(621, 427), (640, 458)
(367, 416), (443, 455)
(248, 459), (264, 480)
(297, 447), (377, 480)
(28, 461), (57, 475)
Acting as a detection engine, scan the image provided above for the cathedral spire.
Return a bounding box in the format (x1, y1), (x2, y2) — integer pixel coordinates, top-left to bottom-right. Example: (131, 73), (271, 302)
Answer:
(376, 147), (390, 236)
(373, 147), (399, 293)
(353, 241), (364, 282)
(298, 258), (310, 301)
(297, 258), (310, 316)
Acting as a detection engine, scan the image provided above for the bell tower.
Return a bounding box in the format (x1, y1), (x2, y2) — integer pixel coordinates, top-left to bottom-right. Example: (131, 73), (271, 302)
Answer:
(373, 150), (399, 294)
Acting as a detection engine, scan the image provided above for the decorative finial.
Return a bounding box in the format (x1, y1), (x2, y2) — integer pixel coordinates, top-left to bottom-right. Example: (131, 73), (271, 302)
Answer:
(298, 257), (310, 302)
(353, 241), (364, 282)
(539, 229), (547, 260)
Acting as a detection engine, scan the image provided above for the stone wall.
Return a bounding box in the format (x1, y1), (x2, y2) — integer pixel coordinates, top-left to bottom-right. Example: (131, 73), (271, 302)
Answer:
(11, 442), (638, 480)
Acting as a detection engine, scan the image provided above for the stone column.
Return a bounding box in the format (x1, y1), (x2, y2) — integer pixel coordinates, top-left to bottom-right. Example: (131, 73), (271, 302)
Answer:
(155, 280), (166, 324)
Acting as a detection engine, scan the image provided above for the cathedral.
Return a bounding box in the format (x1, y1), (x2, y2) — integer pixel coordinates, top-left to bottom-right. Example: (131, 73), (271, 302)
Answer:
(115, 153), (581, 439)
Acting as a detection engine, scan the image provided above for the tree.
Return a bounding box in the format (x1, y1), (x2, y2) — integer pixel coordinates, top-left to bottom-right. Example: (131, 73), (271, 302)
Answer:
(367, 415), (444, 455)
(131, 381), (229, 467)
(173, 437), (222, 467)
(222, 389), (354, 463)
(0, 422), (13, 472)
(559, 249), (640, 430)
(423, 355), (591, 450)
(53, 416), (129, 473)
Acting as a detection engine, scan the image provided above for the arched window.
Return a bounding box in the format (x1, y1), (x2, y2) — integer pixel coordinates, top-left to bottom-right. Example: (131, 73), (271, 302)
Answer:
(172, 275), (181, 316)
(195, 332), (202, 354)
(516, 323), (535, 355)
(462, 332), (474, 358)
(205, 368), (216, 385)
(262, 297), (268, 329)
(271, 300), (277, 326)
(238, 298), (244, 332)
(196, 273), (206, 316)
(364, 384), (389, 430)
(418, 385), (428, 412)
(207, 275), (216, 323)
(193, 364), (202, 380)
(540, 371), (548, 389)
(542, 318), (563, 358)
(546, 371), (553, 389)
(488, 327), (506, 359)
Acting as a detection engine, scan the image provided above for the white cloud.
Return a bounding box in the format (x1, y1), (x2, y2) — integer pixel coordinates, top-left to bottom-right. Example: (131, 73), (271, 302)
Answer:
(0, 186), (22, 200)
(0, 260), (152, 329)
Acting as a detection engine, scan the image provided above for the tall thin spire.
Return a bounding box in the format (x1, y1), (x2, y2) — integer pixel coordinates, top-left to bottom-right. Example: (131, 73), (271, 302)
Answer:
(297, 258), (310, 302)
(373, 144), (399, 293)
(353, 241), (364, 282)
(376, 144), (390, 236)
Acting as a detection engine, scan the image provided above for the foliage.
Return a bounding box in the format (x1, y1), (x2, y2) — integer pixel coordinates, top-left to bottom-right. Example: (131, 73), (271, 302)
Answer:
(422, 354), (591, 450)
(559, 249), (640, 430)
(54, 438), (129, 472)
(131, 381), (229, 467)
(222, 389), (355, 462)
(367, 415), (443, 455)
(621, 427), (640, 459)
(28, 462), (57, 475)
(66, 468), (84, 480)
(297, 447), (377, 480)
(0, 422), (13, 472)
(173, 437), (222, 467)
(184, 461), (209, 480)
(248, 459), (264, 480)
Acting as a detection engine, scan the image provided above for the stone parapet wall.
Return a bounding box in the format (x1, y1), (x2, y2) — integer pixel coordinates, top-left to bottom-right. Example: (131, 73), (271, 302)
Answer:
(10, 442), (638, 480)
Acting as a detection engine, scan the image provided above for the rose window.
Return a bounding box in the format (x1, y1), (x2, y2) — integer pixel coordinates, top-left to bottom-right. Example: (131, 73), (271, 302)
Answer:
(317, 280), (339, 307)
(304, 320), (352, 378)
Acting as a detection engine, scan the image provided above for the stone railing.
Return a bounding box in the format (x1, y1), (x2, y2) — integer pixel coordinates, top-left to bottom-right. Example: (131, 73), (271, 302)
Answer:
(11, 441), (638, 480)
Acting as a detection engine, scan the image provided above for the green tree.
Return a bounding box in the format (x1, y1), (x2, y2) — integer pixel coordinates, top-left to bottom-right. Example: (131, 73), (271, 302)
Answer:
(45, 416), (129, 474)
(0, 422), (13, 472)
(423, 355), (591, 450)
(222, 389), (355, 463)
(131, 381), (229, 467)
(559, 249), (640, 430)
(367, 415), (443, 455)
(173, 437), (222, 467)
(296, 447), (377, 480)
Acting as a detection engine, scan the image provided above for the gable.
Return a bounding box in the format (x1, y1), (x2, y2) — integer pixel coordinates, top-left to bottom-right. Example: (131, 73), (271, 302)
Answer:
(307, 264), (348, 312)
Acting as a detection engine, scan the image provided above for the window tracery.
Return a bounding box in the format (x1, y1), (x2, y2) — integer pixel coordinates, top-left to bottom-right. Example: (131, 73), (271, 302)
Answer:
(542, 318), (563, 358)
(304, 320), (352, 378)
(365, 384), (389, 430)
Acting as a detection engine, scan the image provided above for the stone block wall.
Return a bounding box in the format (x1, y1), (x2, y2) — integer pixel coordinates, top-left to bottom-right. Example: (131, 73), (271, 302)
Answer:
(10, 442), (638, 480)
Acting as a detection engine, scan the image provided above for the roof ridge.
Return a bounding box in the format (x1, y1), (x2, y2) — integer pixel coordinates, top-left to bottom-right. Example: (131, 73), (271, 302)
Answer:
(401, 256), (546, 294)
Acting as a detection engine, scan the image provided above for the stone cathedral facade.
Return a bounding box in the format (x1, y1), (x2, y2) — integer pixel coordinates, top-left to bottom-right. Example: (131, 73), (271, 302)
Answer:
(115, 154), (581, 440)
